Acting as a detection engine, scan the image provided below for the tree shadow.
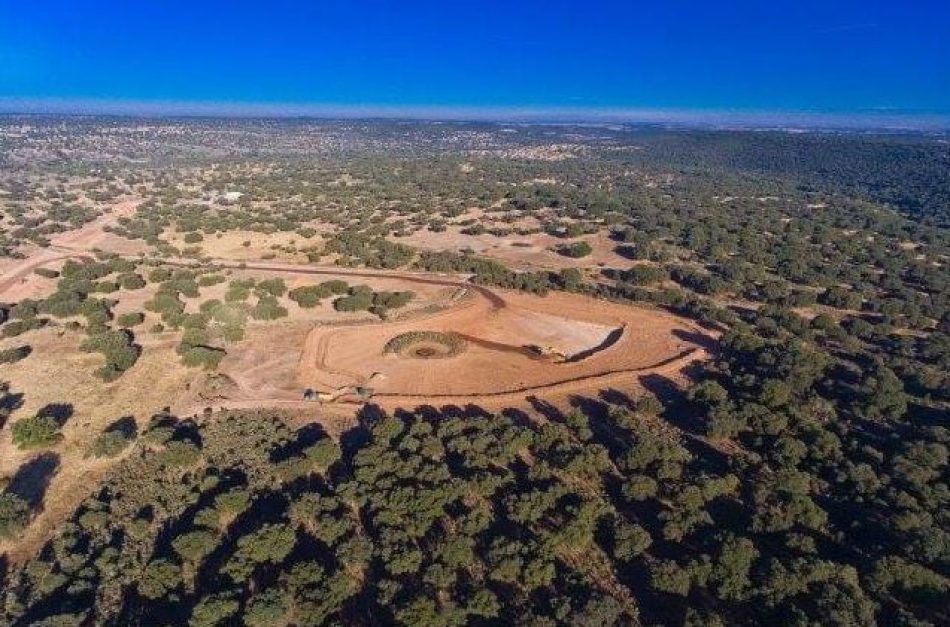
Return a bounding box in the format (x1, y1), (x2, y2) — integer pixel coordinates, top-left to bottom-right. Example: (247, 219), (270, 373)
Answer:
(36, 402), (74, 427)
(172, 417), (203, 447)
(0, 382), (24, 428)
(459, 403), (493, 419)
(638, 373), (703, 434)
(8, 452), (61, 510)
(671, 328), (719, 353)
(598, 388), (638, 411)
(500, 407), (537, 431)
(104, 415), (137, 438)
(527, 395), (566, 423)
(566, 393), (637, 457)
(339, 403), (387, 458)
(907, 402), (949, 429)
(270, 423), (329, 463)
(613, 244), (639, 260)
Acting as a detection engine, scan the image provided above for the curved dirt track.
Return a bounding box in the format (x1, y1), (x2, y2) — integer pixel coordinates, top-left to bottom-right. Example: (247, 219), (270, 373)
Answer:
(291, 274), (714, 407)
(0, 198), (142, 299)
(211, 346), (706, 413)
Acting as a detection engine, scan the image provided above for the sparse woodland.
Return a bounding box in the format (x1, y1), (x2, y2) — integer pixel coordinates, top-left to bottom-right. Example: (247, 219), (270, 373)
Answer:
(0, 119), (947, 625)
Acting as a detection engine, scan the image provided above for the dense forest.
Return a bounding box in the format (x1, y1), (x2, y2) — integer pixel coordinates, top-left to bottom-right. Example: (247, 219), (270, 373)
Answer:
(618, 131), (950, 225)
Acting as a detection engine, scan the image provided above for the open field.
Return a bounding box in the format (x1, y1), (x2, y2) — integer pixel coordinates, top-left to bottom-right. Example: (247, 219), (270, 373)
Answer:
(397, 226), (632, 270)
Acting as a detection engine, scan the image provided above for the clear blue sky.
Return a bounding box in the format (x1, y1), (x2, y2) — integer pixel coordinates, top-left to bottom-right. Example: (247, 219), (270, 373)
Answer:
(1, 0), (948, 114)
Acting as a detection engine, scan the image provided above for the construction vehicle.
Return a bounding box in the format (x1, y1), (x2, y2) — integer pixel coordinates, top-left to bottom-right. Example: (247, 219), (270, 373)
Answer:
(525, 344), (567, 363)
(302, 372), (383, 404)
(302, 384), (376, 404)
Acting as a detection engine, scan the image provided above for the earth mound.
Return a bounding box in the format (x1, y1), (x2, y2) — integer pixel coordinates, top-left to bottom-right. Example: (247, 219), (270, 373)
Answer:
(383, 331), (467, 359)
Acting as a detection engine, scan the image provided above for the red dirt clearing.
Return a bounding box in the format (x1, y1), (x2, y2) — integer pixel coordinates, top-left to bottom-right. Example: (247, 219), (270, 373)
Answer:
(292, 286), (713, 406)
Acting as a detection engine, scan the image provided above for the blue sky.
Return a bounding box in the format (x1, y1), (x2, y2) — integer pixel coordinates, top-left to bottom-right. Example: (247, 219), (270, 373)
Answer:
(1, 1), (948, 115)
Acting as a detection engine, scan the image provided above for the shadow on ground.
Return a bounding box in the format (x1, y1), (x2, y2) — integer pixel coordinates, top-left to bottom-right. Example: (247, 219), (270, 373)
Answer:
(8, 452), (61, 510)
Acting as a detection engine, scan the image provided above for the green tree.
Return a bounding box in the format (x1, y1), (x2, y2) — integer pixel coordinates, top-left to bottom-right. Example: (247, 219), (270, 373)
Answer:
(12, 415), (62, 449)
(139, 559), (183, 599)
(0, 492), (31, 539)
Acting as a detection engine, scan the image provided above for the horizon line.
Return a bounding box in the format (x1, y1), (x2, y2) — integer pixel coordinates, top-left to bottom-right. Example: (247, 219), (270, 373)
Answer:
(2, 97), (950, 131)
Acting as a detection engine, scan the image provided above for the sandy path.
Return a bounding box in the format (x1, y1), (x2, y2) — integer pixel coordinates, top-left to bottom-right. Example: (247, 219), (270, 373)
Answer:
(0, 198), (142, 299)
(0, 251), (70, 297)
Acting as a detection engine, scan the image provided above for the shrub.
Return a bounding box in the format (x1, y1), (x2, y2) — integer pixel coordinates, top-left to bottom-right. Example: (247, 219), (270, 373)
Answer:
(556, 241), (593, 258)
(80, 299), (113, 333)
(117, 273), (146, 290)
(198, 274), (225, 287)
(221, 325), (245, 343)
(92, 280), (120, 293)
(158, 440), (202, 468)
(10, 300), (39, 320)
(622, 264), (669, 286)
(255, 278), (287, 297)
(333, 286), (374, 312)
(38, 290), (85, 318)
(0, 345), (31, 364)
(288, 285), (325, 308)
(207, 302), (248, 329)
(321, 280), (350, 295)
(145, 291), (185, 324)
(161, 273), (200, 298)
(81, 329), (140, 380)
(183, 313), (211, 330)
(670, 266), (725, 295)
(34, 268), (60, 279)
(250, 296), (288, 320)
(89, 430), (133, 458)
(148, 267), (173, 283)
(2, 318), (48, 338)
(179, 345), (227, 369)
(225, 279), (254, 302)
(371, 290), (414, 315)
(183, 231), (204, 244)
(117, 312), (145, 328)
(12, 415), (63, 449)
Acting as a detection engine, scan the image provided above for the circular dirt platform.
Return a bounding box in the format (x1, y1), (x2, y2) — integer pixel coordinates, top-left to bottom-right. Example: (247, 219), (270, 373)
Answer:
(384, 331), (467, 359)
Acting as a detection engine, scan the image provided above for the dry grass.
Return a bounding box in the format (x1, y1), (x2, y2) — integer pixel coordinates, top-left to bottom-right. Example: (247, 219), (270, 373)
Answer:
(0, 327), (197, 562)
(396, 227), (630, 270)
(166, 230), (320, 262)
